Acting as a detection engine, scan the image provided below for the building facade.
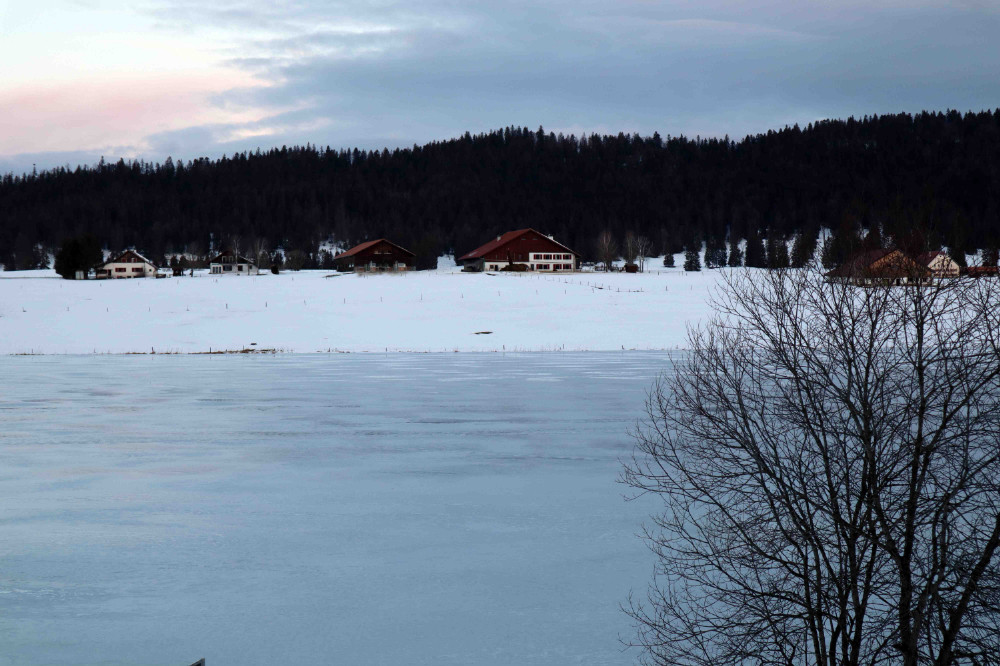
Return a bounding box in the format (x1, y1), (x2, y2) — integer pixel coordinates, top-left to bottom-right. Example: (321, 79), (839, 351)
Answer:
(95, 249), (157, 279)
(459, 229), (579, 272)
(916, 251), (961, 278)
(210, 250), (257, 275)
(333, 239), (415, 272)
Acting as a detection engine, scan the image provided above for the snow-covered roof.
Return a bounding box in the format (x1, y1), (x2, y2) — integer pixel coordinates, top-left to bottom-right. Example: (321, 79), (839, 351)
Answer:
(103, 249), (156, 267)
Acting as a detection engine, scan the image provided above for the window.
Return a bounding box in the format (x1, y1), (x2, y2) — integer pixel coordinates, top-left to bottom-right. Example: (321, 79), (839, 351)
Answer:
(224, 265), (233, 271)
(115, 267), (126, 273)
(132, 267), (142, 272)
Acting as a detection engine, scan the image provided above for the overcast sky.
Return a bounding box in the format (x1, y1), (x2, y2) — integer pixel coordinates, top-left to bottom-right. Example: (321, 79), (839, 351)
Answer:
(1, 0), (997, 175)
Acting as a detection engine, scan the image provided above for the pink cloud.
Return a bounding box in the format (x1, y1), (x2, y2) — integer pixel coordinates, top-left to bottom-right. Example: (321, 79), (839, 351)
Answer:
(0, 72), (267, 155)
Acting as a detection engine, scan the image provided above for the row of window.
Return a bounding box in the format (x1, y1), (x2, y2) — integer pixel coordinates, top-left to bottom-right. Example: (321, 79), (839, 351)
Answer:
(114, 266), (145, 273)
(531, 253), (573, 260)
(486, 263), (573, 271)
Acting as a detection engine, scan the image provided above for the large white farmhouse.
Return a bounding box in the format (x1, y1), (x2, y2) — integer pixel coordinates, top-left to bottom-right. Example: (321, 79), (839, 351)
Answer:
(95, 249), (157, 279)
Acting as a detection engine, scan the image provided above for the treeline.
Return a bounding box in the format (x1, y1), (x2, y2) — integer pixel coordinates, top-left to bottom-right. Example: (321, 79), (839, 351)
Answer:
(2, 109), (1000, 270)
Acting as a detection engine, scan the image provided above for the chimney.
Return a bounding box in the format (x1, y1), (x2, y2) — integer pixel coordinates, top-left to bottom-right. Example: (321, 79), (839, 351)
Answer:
(497, 235), (501, 241)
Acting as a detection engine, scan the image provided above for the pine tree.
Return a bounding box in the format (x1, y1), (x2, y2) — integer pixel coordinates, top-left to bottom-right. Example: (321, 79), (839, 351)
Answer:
(744, 232), (767, 268)
(684, 248), (701, 272)
(767, 235), (790, 269)
(662, 253), (675, 268)
(727, 241), (743, 267)
(790, 228), (818, 267)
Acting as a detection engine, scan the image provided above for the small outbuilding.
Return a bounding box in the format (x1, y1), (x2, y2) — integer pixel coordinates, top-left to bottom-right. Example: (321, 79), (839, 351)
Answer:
(333, 239), (415, 272)
(459, 228), (579, 272)
(210, 250), (257, 276)
(95, 249), (158, 279)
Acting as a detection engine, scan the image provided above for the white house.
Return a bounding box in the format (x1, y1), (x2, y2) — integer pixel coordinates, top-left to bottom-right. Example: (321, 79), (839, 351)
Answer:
(95, 249), (157, 279)
(210, 250), (258, 276)
(917, 251), (961, 278)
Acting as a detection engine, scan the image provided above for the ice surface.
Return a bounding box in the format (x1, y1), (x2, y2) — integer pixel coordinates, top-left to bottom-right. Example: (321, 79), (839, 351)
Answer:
(0, 265), (721, 354)
(0, 352), (672, 665)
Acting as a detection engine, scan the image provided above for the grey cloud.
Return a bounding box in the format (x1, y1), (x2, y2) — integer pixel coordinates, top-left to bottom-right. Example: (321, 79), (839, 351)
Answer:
(10, 0), (1000, 172)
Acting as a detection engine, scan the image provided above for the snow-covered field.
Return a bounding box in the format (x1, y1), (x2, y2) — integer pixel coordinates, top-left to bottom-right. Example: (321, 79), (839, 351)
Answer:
(0, 263), (722, 354)
(0, 352), (667, 665)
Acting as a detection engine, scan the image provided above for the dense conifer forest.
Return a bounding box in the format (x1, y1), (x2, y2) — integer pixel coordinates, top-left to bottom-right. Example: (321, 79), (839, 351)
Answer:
(2, 110), (999, 271)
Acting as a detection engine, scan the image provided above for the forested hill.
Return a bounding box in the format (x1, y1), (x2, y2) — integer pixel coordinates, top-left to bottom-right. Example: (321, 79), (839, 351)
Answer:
(2, 110), (1000, 270)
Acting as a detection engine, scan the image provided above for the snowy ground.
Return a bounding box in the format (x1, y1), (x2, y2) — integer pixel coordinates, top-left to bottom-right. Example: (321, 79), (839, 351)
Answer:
(0, 260), (724, 354)
(0, 352), (668, 665)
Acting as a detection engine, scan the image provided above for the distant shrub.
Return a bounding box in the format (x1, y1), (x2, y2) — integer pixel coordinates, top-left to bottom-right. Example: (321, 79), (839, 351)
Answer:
(501, 263), (529, 272)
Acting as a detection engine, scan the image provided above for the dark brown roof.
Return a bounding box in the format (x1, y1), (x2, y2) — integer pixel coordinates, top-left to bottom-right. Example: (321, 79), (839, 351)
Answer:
(210, 250), (254, 264)
(825, 249), (929, 279)
(458, 228), (578, 261)
(334, 239), (415, 260)
(824, 249), (894, 278)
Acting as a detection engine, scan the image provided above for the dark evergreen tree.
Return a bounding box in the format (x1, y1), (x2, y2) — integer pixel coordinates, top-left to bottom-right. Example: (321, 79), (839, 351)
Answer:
(790, 228), (818, 268)
(861, 223), (883, 250)
(683, 247), (701, 272)
(662, 253), (675, 268)
(744, 232), (767, 268)
(53, 234), (102, 279)
(54, 239), (80, 279)
(766, 234), (790, 269)
(727, 241), (743, 267)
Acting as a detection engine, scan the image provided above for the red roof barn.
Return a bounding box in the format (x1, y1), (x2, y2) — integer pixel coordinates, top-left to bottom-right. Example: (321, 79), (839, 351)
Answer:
(334, 239), (415, 272)
(459, 228), (578, 272)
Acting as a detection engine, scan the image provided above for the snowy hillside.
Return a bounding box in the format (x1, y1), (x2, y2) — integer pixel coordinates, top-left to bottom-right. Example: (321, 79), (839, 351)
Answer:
(0, 263), (726, 354)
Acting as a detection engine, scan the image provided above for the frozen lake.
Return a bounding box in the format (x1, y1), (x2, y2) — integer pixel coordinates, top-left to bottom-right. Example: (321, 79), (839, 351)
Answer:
(0, 352), (671, 665)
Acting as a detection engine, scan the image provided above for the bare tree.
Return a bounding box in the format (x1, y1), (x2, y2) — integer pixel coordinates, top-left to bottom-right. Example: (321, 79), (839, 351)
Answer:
(250, 237), (268, 268)
(623, 232), (639, 267)
(229, 234), (243, 261)
(637, 235), (652, 272)
(596, 231), (619, 272)
(623, 266), (1000, 666)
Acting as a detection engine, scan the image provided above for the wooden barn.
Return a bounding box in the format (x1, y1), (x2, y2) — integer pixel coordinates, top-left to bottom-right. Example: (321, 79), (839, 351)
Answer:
(459, 228), (579, 272)
(333, 239), (415, 272)
(95, 249), (157, 279)
(825, 249), (930, 286)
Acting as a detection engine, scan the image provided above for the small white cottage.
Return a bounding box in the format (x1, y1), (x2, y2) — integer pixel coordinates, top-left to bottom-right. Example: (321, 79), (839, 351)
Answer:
(916, 251), (961, 278)
(210, 250), (258, 276)
(95, 249), (157, 279)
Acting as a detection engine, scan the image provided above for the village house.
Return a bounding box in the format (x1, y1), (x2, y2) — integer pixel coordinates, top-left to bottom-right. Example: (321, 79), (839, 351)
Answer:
(916, 251), (961, 278)
(825, 249), (930, 286)
(95, 249), (157, 279)
(210, 250), (257, 275)
(333, 239), (415, 272)
(459, 228), (579, 272)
